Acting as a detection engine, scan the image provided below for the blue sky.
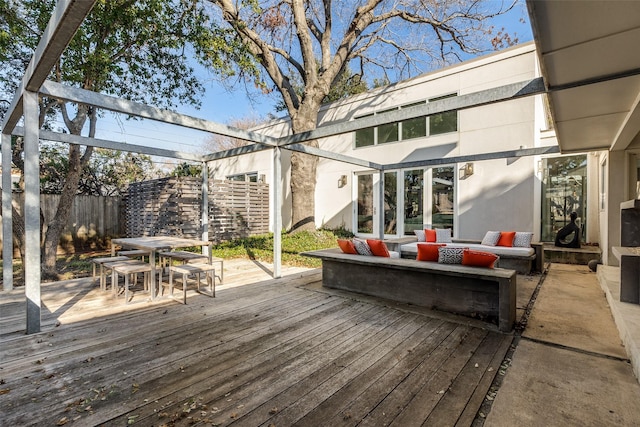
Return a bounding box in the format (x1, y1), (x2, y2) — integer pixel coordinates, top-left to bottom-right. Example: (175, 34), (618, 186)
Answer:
(88, 0), (533, 162)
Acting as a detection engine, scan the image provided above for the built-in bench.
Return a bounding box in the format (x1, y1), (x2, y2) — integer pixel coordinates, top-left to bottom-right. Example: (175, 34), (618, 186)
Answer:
(302, 248), (517, 332)
(386, 238), (543, 274)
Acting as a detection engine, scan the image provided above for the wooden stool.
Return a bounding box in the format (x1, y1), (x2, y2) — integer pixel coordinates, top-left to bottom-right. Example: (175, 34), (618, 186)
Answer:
(165, 263), (216, 304)
(159, 251), (224, 284)
(105, 260), (152, 303)
(91, 256), (131, 290)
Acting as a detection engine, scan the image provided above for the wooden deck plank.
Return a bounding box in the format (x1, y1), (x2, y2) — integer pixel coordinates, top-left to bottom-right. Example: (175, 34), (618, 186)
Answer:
(207, 311), (422, 426)
(0, 260), (512, 427)
(1, 291), (340, 424)
(313, 321), (460, 427)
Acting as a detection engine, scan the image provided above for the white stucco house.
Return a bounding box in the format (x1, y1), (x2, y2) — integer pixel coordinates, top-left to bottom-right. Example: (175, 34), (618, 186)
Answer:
(208, 42), (597, 247)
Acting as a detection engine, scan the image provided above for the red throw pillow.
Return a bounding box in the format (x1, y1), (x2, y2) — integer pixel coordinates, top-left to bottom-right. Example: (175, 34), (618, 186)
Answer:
(462, 249), (499, 268)
(416, 243), (446, 261)
(496, 231), (516, 247)
(425, 229), (437, 242)
(337, 239), (358, 254)
(366, 239), (391, 257)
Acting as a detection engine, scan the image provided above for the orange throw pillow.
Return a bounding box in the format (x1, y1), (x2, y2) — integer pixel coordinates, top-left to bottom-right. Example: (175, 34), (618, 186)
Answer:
(425, 229), (437, 242)
(462, 249), (499, 268)
(416, 243), (446, 261)
(366, 239), (391, 257)
(337, 239), (358, 254)
(496, 231), (516, 247)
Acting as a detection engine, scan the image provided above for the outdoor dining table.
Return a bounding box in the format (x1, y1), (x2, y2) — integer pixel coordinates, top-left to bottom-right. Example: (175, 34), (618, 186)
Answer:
(111, 236), (212, 300)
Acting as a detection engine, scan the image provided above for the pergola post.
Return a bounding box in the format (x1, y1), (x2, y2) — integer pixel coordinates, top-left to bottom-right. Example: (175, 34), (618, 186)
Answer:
(23, 91), (41, 334)
(272, 147), (282, 278)
(378, 170), (385, 239)
(2, 132), (13, 291)
(201, 161), (210, 256)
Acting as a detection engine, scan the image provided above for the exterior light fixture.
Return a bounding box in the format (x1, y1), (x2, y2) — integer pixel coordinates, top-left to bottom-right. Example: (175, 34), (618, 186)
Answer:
(460, 162), (474, 179)
(338, 175), (347, 188)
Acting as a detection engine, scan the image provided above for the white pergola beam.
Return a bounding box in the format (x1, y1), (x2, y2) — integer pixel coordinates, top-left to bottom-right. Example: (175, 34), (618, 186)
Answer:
(2, 132), (13, 291)
(13, 127), (203, 162)
(285, 143), (383, 170)
(39, 80), (279, 146)
(1, 0), (96, 134)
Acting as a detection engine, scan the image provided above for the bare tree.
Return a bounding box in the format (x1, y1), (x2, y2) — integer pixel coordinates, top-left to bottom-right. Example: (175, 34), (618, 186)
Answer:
(204, 115), (268, 152)
(202, 0), (520, 231)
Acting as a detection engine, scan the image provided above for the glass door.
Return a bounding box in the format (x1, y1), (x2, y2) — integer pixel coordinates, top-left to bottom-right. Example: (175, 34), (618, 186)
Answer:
(403, 170), (425, 235)
(355, 173), (376, 235)
(431, 167), (455, 230)
(540, 155), (587, 242)
(354, 172), (398, 237)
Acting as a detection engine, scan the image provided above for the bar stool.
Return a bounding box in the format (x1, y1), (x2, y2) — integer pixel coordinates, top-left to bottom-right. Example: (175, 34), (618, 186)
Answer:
(164, 263), (216, 304)
(91, 256), (132, 290)
(105, 260), (152, 303)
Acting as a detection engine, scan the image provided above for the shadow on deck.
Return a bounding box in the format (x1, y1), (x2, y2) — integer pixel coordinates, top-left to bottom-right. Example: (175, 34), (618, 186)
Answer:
(0, 259), (522, 426)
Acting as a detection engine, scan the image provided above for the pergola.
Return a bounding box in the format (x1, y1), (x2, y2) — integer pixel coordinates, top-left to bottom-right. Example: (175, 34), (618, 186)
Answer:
(1, 0), (586, 334)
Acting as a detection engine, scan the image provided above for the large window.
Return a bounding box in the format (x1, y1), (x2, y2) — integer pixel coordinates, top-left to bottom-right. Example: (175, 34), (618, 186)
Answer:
(353, 95), (457, 148)
(541, 155), (587, 242)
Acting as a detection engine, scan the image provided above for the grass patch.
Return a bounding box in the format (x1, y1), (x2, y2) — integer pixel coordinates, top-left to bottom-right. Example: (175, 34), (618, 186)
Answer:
(211, 229), (350, 268)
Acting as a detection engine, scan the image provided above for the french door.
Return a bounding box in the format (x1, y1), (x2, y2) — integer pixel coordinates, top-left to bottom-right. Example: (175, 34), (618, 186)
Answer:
(354, 166), (455, 238)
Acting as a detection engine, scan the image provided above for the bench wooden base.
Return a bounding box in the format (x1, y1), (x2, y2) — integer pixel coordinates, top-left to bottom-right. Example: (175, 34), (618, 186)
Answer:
(303, 248), (517, 332)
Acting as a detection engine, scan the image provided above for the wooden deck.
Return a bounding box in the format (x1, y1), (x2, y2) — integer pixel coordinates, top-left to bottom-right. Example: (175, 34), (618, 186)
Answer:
(0, 259), (513, 426)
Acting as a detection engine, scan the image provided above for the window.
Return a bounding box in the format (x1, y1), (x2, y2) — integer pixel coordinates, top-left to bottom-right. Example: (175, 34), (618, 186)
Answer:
(354, 113), (375, 148)
(227, 172), (258, 182)
(428, 94), (457, 135)
(401, 101), (427, 140)
(353, 95), (457, 148)
(377, 108), (399, 144)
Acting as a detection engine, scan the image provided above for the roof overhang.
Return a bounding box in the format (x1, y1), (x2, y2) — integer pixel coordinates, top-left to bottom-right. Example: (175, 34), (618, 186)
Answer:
(527, 0), (640, 153)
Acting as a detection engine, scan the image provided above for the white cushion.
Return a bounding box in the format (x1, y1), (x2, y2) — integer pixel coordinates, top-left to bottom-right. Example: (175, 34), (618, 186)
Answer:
(414, 229), (426, 242)
(481, 231), (501, 246)
(401, 241), (534, 257)
(513, 232), (533, 248)
(389, 251), (401, 259)
(435, 228), (452, 243)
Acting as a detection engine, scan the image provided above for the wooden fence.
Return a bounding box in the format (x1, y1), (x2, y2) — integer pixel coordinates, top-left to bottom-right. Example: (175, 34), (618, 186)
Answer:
(0, 194), (122, 255)
(123, 177), (270, 241)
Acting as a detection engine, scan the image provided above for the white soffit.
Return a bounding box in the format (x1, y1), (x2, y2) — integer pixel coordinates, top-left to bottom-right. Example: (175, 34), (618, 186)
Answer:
(527, 0), (640, 152)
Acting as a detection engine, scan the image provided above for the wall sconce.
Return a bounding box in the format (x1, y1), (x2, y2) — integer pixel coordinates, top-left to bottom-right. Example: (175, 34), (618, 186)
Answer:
(460, 162), (474, 179)
(338, 175), (347, 188)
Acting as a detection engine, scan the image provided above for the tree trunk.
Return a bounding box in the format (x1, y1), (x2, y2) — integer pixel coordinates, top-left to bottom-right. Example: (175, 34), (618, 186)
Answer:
(41, 144), (91, 279)
(289, 111), (320, 232)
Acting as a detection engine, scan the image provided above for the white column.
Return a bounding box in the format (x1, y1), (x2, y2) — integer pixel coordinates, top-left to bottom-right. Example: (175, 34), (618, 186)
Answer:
(23, 91), (41, 334)
(273, 147), (282, 278)
(2, 132), (13, 290)
(201, 161), (210, 257)
(378, 170), (385, 239)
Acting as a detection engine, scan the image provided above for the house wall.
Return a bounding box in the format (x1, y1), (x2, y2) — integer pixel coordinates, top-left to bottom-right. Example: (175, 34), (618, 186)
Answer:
(208, 42), (556, 239)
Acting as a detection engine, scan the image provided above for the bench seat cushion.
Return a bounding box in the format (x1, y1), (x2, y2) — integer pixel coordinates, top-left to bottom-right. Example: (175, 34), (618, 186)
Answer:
(401, 241), (534, 258)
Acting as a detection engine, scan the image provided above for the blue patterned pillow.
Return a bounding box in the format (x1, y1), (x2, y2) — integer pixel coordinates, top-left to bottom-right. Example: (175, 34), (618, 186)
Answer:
(438, 247), (464, 264)
(513, 232), (533, 248)
(481, 231), (501, 246)
(435, 228), (452, 243)
(353, 238), (373, 256)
